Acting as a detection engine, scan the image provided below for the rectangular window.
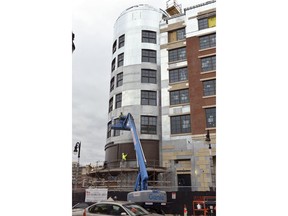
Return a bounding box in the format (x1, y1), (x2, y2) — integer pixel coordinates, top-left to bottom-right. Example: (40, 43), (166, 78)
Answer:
(198, 15), (216, 30)
(169, 67), (188, 83)
(111, 58), (116, 72)
(142, 49), (156, 63)
(118, 34), (125, 48)
(107, 121), (112, 138)
(171, 114), (191, 134)
(115, 93), (122, 109)
(141, 116), (157, 134)
(112, 40), (117, 54)
(205, 107), (216, 128)
(141, 69), (156, 84)
(113, 118), (120, 136)
(117, 72), (123, 87)
(108, 97), (113, 113)
(168, 47), (186, 62)
(170, 89), (189, 105)
(118, 53), (124, 67)
(168, 28), (185, 42)
(142, 30), (156, 43)
(199, 33), (216, 50)
(203, 79), (216, 96)
(141, 90), (157, 106)
(201, 55), (216, 72)
(110, 77), (114, 92)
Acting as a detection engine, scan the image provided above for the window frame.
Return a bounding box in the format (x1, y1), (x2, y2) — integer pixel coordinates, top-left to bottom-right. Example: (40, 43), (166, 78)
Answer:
(199, 33), (216, 50)
(170, 89), (189, 105)
(142, 49), (156, 63)
(168, 28), (186, 42)
(141, 115), (157, 134)
(169, 67), (188, 83)
(112, 40), (117, 54)
(142, 30), (156, 44)
(118, 34), (125, 48)
(170, 114), (191, 134)
(115, 93), (122, 109)
(108, 97), (113, 113)
(141, 69), (157, 84)
(107, 121), (112, 138)
(117, 53), (124, 67)
(203, 79), (216, 96)
(205, 107), (216, 128)
(201, 55), (216, 72)
(198, 15), (216, 30)
(168, 47), (186, 63)
(116, 72), (123, 87)
(110, 77), (115, 92)
(141, 90), (157, 106)
(113, 118), (120, 136)
(111, 58), (116, 72)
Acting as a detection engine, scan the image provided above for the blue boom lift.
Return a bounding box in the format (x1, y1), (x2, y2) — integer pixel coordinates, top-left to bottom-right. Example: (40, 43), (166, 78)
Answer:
(111, 113), (167, 204)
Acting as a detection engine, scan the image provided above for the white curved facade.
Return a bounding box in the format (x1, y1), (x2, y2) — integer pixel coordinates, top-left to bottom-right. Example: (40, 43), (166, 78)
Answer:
(105, 5), (166, 166)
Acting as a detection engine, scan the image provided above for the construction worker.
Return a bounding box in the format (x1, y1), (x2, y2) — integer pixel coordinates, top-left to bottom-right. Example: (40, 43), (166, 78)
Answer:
(122, 152), (127, 161)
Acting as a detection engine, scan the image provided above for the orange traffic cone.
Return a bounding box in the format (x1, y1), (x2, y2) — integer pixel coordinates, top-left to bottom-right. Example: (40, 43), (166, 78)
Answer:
(83, 208), (86, 216)
(184, 204), (187, 216)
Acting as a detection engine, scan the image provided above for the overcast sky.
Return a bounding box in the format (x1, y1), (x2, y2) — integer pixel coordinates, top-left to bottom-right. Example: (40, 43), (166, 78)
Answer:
(72, 0), (203, 165)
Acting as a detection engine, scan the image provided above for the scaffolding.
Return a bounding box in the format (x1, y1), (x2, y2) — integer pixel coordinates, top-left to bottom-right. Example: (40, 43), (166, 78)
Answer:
(84, 160), (175, 192)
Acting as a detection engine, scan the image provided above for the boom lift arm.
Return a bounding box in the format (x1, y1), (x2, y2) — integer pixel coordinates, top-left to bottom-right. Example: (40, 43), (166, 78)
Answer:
(112, 113), (148, 191)
(111, 113), (166, 203)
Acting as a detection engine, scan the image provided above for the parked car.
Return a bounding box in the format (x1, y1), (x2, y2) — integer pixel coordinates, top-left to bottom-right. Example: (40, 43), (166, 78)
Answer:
(73, 202), (95, 216)
(81, 200), (162, 216)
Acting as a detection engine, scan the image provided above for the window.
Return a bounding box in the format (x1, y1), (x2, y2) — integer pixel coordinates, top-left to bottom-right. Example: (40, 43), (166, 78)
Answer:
(110, 77), (114, 92)
(201, 56), (216, 72)
(117, 72), (123, 87)
(107, 121), (112, 138)
(168, 28), (185, 42)
(142, 49), (156, 63)
(171, 114), (191, 134)
(170, 89), (189, 105)
(169, 67), (188, 83)
(111, 58), (116, 72)
(112, 40), (117, 54)
(141, 116), (157, 134)
(198, 15), (216, 30)
(115, 93), (122, 108)
(203, 79), (216, 96)
(141, 90), (157, 105)
(142, 30), (156, 43)
(108, 97), (113, 112)
(141, 69), (156, 84)
(113, 118), (120, 136)
(205, 107), (216, 128)
(168, 47), (186, 62)
(199, 33), (216, 49)
(118, 53), (124, 67)
(118, 34), (125, 48)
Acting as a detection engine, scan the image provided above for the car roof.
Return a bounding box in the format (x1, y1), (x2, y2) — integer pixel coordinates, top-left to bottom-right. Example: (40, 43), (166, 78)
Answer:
(96, 200), (133, 205)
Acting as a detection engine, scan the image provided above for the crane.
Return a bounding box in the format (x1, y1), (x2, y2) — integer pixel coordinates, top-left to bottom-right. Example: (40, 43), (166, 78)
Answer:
(111, 113), (167, 203)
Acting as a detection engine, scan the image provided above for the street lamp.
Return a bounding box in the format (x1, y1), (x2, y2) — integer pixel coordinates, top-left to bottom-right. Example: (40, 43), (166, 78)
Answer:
(73, 141), (81, 188)
(205, 130), (214, 191)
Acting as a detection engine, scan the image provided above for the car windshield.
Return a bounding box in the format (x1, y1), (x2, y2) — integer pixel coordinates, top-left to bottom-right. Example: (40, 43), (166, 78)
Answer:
(72, 203), (91, 209)
(123, 204), (150, 216)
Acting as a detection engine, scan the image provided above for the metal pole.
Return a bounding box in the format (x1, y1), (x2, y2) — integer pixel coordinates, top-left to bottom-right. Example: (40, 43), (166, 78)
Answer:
(74, 141), (81, 189)
(205, 131), (214, 191)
